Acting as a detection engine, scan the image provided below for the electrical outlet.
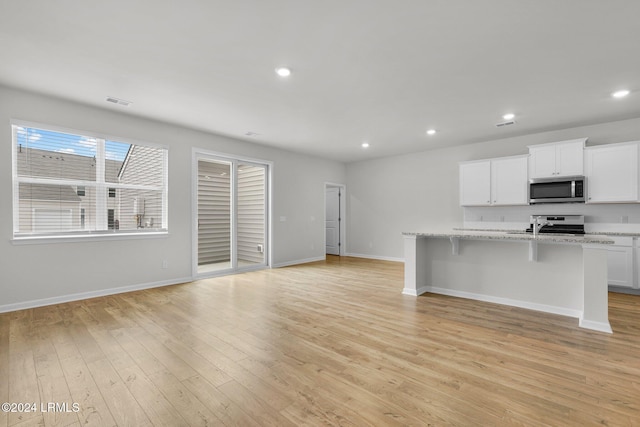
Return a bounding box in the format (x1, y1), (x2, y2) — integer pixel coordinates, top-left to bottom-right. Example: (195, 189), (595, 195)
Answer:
(257, 244), (264, 253)
(162, 260), (168, 269)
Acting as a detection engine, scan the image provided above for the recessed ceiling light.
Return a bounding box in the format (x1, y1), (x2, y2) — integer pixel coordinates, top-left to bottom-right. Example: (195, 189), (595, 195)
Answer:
(502, 113), (515, 120)
(612, 89), (630, 98)
(361, 142), (370, 148)
(426, 129), (436, 136)
(275, 67), (291, 77)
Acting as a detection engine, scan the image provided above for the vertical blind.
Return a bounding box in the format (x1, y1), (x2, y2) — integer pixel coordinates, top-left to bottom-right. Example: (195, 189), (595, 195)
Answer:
(12, 124), (168, 237)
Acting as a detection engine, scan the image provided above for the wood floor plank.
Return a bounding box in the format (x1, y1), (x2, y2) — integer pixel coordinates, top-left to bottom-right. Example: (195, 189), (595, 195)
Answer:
(7, 311), (41, 427)
(147, 369), (222, 427)
(181, 375), (262, 427)
(31, 324), (80, 427)
(2, 256), (640, 426)
(0, 316), (9, 427)
(6, 350), (40, 427)
(115, 364), (187, 426)
(56, 354), (117, 427)
(85, 358), (152, 426)
(217, 380), (297, 427)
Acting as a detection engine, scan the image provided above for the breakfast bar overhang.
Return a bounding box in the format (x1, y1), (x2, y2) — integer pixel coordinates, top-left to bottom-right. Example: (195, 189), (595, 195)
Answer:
(403, 231), (615, 333)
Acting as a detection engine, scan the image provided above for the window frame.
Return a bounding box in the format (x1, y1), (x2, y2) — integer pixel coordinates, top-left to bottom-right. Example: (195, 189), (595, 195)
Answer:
(11, 120), (169, 243)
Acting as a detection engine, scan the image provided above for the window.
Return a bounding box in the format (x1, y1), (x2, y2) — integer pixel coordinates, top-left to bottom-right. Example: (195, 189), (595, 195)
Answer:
(107, 209), (115, 230)
(12, 122), (168, 239)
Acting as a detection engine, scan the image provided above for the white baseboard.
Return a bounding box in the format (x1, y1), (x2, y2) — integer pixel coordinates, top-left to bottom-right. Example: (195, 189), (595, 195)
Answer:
(0, 276), (193, 314)
(579, 318), (613, 333)
(272, 256), (326, 268)
(345, 252), (404, 263)
(421, 285), (583, 320)
(402, 286), (430, 296)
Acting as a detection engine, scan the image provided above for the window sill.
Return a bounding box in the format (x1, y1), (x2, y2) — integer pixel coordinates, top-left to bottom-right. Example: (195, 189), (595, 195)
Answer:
(11, 231), (169, 245)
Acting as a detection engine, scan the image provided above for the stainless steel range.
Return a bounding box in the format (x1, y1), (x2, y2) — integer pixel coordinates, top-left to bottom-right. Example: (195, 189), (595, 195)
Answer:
(526, 215), (585, 235)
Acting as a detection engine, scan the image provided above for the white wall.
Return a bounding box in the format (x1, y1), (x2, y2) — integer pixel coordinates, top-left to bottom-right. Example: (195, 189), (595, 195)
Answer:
(346, 116), (640, 260)
(0, 85), (346, 310)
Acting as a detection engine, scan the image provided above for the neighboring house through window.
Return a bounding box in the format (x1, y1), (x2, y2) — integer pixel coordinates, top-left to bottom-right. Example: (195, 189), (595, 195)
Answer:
(12, 122), (168, 239)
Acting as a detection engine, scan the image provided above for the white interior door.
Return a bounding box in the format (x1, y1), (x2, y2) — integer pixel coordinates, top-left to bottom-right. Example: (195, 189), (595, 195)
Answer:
(325, 187), (340, 255)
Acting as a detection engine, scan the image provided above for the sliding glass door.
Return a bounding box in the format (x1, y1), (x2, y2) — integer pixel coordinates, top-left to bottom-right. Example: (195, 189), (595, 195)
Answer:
(237, 163), (266, 268)
(194, 153), (268, 276)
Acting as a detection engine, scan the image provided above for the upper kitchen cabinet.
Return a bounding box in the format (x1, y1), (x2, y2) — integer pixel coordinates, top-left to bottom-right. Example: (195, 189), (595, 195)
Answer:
(460, 159), (491, 206)
(528, 138), (586, 178)
(585, 141), (639, 203)
(460, 155), (528, 206)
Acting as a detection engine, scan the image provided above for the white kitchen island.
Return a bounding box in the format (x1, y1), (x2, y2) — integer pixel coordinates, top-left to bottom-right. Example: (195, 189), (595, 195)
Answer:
(403, 230), (615, 333)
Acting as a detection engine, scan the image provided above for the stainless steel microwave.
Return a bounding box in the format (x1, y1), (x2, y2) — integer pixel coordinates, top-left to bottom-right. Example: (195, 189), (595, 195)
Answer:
(529, 176), (586, 204)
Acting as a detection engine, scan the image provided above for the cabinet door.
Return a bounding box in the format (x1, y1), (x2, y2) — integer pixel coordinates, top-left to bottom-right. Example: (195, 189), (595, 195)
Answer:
(460, 161), (491, 206)
(607, 246), (634, 288)
(556, 141), (585, 176)
(585, 143), (638, 203)
(528, 145), (557, 178)
(491, 156), (528, 205)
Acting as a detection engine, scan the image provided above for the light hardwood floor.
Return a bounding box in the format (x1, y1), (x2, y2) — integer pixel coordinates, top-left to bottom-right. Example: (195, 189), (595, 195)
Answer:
(1, 256), (639, 426)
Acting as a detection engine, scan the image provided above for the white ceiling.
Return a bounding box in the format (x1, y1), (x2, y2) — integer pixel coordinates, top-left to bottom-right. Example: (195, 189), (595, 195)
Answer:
(2, 1), (640, 162)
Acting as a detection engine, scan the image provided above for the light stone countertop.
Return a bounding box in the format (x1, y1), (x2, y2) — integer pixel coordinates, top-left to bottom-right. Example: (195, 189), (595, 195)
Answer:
(402, 229), (615, 245)
(454, 227), (640, 238)
(588, 231), (640, 237)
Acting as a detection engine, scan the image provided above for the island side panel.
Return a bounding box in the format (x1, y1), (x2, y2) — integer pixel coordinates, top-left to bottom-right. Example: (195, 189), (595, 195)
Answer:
(402, 235), (430, 296)
(410, 237), (585, 318)
(580, 245), (612, 333)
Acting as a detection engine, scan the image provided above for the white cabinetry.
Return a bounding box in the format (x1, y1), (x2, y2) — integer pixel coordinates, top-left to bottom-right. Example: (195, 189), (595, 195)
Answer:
(585, 142), (639, 203)
(459, 160), (491, 206)
(460, 155), (528, 206)
(528, 138), (586, 178)
(606, 236), (634, 288)
(491, 156), (528, 205)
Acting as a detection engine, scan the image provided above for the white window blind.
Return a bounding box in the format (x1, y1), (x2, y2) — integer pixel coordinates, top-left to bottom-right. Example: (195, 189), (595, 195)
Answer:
(12, 123), (168, 239)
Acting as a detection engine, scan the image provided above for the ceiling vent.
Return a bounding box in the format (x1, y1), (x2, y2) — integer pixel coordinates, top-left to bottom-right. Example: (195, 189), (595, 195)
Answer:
(495, 120), (516, 128)
(106, 97), (132, 107)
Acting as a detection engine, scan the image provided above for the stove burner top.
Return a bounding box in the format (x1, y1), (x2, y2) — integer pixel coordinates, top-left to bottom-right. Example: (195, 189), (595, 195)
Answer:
(525, 224), (585, 235)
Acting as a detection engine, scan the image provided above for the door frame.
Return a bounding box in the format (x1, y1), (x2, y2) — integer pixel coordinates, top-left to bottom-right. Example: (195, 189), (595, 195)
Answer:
(192, 148), (273, 279)
(324, 182), (346, 257)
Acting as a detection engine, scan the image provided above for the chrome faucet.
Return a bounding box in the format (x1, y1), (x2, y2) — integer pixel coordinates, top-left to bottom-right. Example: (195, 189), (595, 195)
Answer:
(533, 216), (550, 237)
